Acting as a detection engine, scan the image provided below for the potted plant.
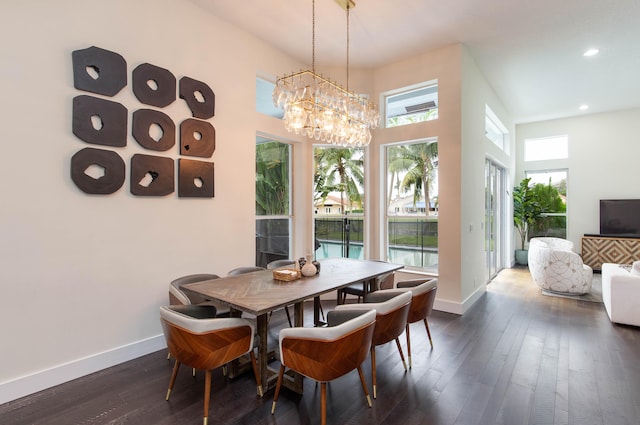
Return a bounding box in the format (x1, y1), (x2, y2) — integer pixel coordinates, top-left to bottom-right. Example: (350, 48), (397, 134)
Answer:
(513, 177), (542, 265)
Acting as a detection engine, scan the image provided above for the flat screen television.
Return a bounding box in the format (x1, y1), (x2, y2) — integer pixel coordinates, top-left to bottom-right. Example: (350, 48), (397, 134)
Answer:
(600, 199), (640, 238)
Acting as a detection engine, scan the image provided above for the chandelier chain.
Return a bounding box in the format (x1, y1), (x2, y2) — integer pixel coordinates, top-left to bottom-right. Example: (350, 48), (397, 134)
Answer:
(312, 0), (315, 73)
(346, 6), (350, 93)
(272, 0), (379, 146)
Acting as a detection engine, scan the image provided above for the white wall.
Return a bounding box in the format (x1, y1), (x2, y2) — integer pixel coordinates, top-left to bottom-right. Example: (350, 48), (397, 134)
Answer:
(370, 45), (514, 313)
(0, 0), (306, 403)
(0, 1), (515, 403)
(516, 108), (640, 246)
(460, 47), (515, 305)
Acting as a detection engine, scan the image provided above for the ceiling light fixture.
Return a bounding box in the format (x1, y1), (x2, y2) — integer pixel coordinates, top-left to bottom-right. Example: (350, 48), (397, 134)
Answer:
(579, 104), (589, 111)
(272, 0), (379, 146)
(583, 48), (599, 57)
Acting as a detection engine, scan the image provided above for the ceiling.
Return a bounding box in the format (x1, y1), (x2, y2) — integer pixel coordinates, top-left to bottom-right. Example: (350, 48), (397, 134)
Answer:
(190, 0), (640, 124)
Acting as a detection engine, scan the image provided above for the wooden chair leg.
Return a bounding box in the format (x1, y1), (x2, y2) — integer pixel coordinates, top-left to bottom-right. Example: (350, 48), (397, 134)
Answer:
(203, 370), (211, 425)
(249, 351), (263, 397)
(395, 337), (407, 371)
(320, 382), (327, 425)
(424, 318), (433, 348)
(356, 365), (372, 407)
(371, 347), (377, 399)
(405, 324), (412, 369)
(166, 360), (181, 400)
(271, 365), (286, 414)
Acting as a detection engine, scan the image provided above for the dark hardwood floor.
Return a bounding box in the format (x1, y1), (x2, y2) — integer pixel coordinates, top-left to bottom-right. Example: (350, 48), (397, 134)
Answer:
(2, 268), (639, 425)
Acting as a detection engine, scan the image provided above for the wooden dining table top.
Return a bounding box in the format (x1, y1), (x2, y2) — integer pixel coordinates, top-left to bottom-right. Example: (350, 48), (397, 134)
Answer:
(183, 257), (404, 316)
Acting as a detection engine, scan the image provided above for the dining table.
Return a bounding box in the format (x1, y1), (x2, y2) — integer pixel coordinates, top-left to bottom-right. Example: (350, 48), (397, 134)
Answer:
(182, 257), (403, 396)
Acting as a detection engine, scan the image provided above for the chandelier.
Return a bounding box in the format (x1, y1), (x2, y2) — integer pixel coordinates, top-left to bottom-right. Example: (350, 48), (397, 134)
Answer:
(272, 0), (379, 147)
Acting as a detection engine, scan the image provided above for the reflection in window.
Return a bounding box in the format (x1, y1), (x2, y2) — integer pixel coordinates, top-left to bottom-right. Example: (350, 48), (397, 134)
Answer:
(525, 169), (568, 239)
(385, 139), (438, 271)
(255, 137), (291, 267)
(385, 82), (438, 128)
(313, 147), (365, 260)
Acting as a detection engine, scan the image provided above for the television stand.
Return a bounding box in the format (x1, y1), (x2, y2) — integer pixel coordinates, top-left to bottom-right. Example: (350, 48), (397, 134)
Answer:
(581, 235), (640, 271)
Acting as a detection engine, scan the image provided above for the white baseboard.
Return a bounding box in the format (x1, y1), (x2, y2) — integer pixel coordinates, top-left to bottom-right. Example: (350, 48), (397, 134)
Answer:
(434, 284), (486, 315)
(0, 335), (166, 405)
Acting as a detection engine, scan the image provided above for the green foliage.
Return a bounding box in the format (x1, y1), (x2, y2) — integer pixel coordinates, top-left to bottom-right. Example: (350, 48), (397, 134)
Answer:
(513, 177), (542, 249)
(313, 147), (364, 213)
(392, 142), (439, 216)
(256, 141), (289, 215)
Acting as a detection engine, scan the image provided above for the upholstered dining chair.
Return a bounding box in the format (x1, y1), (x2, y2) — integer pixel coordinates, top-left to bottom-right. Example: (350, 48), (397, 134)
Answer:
(169, 273), (227, 315)
(394, 278), (438, 368)
(337, 271), (395, 304)
(271, 309), (377, 425)
(160, 305), (262, 425)
(226, 265), (292, 326)
(227, 266), (266, 276)
(267, 258), (327, 322)
(335, 290), (412, 399)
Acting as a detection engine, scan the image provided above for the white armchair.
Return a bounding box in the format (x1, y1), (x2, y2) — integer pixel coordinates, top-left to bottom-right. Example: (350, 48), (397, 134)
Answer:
(528, 237), (593, 294)
(601, 263), (640, 327)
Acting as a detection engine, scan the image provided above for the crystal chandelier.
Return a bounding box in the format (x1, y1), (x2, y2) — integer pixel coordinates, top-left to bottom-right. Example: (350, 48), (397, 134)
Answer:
(272, 0), (379, 147)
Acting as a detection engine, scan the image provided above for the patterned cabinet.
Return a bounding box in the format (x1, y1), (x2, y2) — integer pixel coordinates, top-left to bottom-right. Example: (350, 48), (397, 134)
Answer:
(581, 235), (640, 271)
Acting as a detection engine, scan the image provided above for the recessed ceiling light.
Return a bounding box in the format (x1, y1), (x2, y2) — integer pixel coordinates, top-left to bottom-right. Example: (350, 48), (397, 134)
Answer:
(583, 48), (599, 57)
(579, 104), (589, 111)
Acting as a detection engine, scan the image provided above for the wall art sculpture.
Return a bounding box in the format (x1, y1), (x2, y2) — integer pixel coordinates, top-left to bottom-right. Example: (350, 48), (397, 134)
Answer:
(179, 76), (215, 119)
(132, 63), (176, 108)
(72, 46), (127, 97)
(71, 147), (125, 194)
(180, 118), (215, 158)
(132, 109), (175, 151)
(72, 95), (127, 147)
(178, 159), (214, 198)
(70, 46), (218, 198)
(130, 154), (174, 196)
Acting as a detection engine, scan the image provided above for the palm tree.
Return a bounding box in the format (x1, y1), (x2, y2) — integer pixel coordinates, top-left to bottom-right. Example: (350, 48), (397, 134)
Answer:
(314, 147), (364, 214)
(256, 140), (289, 215)
(398, 142), (438, 216)
(386, 146), (413, 211)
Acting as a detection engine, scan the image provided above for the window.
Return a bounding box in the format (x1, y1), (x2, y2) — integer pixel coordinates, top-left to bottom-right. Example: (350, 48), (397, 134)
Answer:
(485, 105), (508, 151)
(313, 146), (365, 260)
(255, 137), (291, 267)
(385, 139), (438, 271)
(384, 81), (438, 128)
(255, 77), (283, 118)
(524, 135), (568, 161)
(526, 169), (568, 239)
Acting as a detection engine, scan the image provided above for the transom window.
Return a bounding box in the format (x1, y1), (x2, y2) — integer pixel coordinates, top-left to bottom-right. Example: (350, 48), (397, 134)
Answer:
(524, 135), (568, 161)
(384, 81), (438, 128)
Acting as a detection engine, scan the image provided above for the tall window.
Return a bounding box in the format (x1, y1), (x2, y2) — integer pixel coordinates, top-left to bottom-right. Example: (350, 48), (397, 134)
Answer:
(255, 137), (291, 267)
(385, 139), (438, 271)
(384, 81), (438, 128)
(526, 169), (568, 239)
(313, 147), (365, 260)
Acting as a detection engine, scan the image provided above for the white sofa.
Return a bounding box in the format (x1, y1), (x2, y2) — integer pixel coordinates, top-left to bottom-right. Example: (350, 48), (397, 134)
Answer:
(601, 262), (640, 327)
(528, 237), (593, 294)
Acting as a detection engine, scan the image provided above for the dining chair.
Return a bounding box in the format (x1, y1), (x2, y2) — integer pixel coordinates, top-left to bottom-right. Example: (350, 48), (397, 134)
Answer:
(226, 265), (293, 327)
(267, 259), (325, 327)
(335, 290), (412, 399)
(160, 305), (262, 425)
(169, 273), (228, 315)
(227, 266), (266, 276)
(271, 309), (377, 425)
(394, 278), (438, 368)
(337, 271), (395, 304)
